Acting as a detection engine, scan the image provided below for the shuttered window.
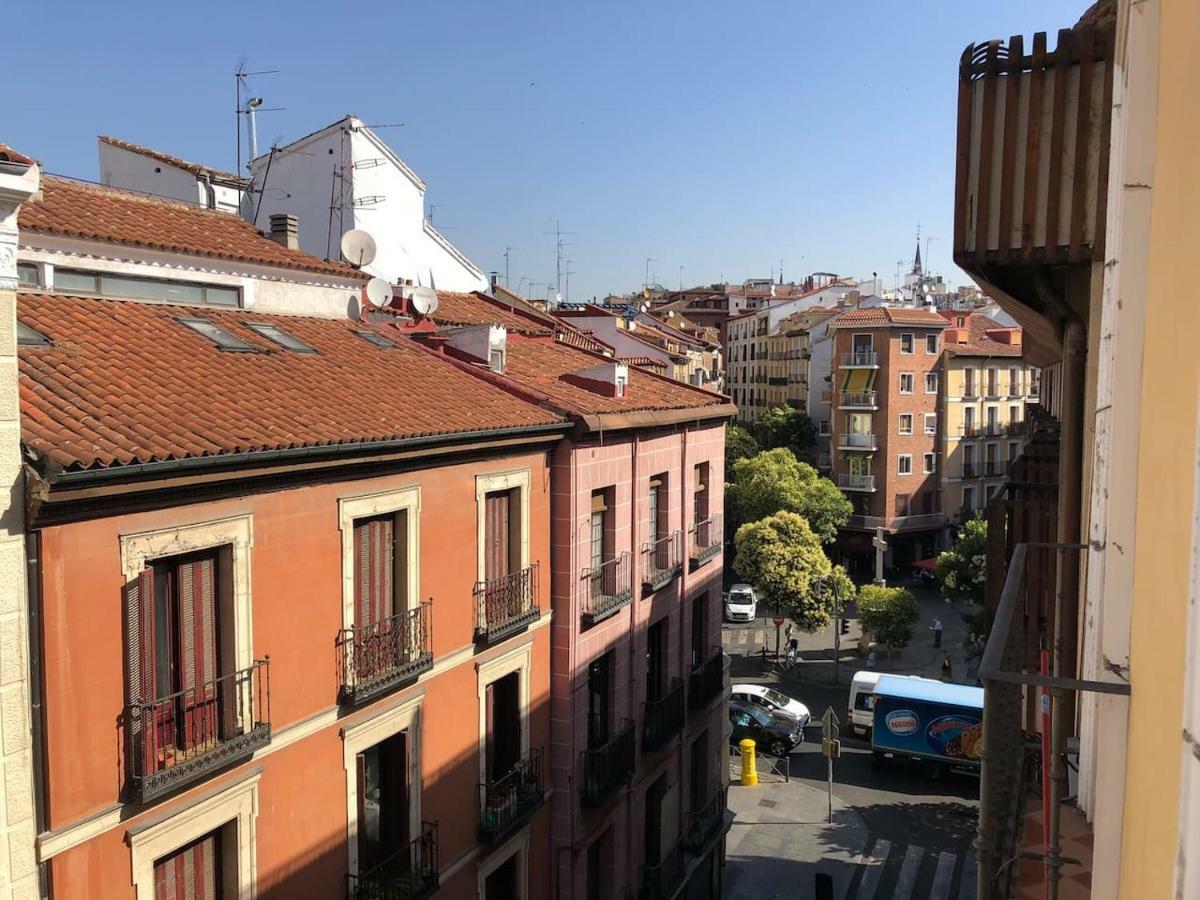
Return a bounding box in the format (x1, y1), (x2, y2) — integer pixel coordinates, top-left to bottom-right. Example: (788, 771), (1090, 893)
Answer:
(484, 489), (520, 582)
(354, 514), (404, 627)
(153, 829), (222, 900)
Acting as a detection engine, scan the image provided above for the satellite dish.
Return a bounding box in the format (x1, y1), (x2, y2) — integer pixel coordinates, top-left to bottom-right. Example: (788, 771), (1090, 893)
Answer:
(410, 286), (439, 316)
(340, 229), (377, 267)
(365, 277), (392, 308)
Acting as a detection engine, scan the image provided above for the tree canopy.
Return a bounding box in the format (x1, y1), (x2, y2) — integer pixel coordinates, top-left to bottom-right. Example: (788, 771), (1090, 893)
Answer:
(725, 423), (759, 472)
(732, 511), (840, 631)
(856, 585), (921, 653)
(751, 407), (818, 461)
(936, 514), (988, 607)
(726, 448), (852, 542)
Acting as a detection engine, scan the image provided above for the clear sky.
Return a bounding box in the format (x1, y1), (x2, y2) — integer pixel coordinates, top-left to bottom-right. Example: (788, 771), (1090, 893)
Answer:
(6, 0), (1087, 301)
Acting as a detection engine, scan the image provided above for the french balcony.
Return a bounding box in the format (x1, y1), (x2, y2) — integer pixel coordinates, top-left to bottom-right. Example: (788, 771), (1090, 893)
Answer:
(681, 786), (728, 856)
(961, 386), (980, 400)
(126, 660), (272, 804)
(581, 552), (633, 627)
(984, 385), (1002, 400)
(474, 564), (540, 646)
(580, 719), (636, 808)
(983, 460), (1009, 478)
(687, 513), (722, 569)
(479, 748), (544, 845)
(840, 351), (879, 368)
(768, 376), (787, 386)
(838, 391), (877, 409)
(688, 647), (724, 711)
(347, 821), (439, 900)
(1006, 420), (1028, 437)
(837, 473), (876, 492)
(337, 602), (433, 707)
(838, 433), (877, 451)
(960, 423), (985, 438)
(641, 532), (682, 595)
(959, 462), (980, 479)
(640, 839), (685, 900)
(642, 677), (685, 753)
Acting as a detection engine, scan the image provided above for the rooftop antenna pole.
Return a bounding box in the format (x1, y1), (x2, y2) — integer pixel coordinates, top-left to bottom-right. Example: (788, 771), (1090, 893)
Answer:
(895, 260), (904, 293)
(503, 247), (514, 288)
(542, 219), (574, 303)
(233, 65), (279, 175)
(925, 235), (938, 278)
(679, 265), (685, 291)
(644, 257), (657, 290)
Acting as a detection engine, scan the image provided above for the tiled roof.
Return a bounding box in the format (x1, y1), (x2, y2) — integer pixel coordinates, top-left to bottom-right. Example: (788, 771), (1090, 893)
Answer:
(432, 291), (553, 335)
(944, 314), (1023, 358)
(620, 356), (668, 370)
(0, 143), (35, 167)
(99, 136), (248, 185)
(19, 176), (363, 280)
(828, 306), (948, 328)
(17, 293), (563, 474)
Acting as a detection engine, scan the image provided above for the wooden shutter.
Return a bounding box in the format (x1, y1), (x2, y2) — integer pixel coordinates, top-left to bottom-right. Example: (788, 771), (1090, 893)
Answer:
(485, 681), (496, 782)
(154, 830), (220, 900)
(128, 568), (156, 775)
(176, 554), (219, 752)
(485, 491), (511, 582)
(354, 516), (394, 628)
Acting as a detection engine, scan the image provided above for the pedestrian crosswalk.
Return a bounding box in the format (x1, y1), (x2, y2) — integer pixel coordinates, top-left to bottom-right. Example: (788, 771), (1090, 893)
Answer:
(721, 626), (770, 652)
(850, 837), (976, 900)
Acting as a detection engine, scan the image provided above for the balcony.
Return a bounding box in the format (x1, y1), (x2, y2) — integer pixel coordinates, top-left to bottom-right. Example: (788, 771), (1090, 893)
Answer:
(347, 821), (439, 900)
(961, 385), (980, 400)
(840, 351), (878, 368)
(580, 719), (636, 808)
(474, 564), (540, 646)
(983, 460), (1009, 478)
(837, 473), (876, 492)
(681, 786), (728, 856)
(959, 462), (980, 479)
(337, 602), (434, 707)
(838, 391), (877, 409)
(641, 531), (682, 595)
(581, 552), (633, 627)
(479, 749), (544, 845)
(642, 677), (685, 752)
(640, 839), (685, 900)
(960, 423), (985, 438)
(688, 647), (724, 711)
(768, 376), (786, 386)
(837, 433), (876, 451)
(687, 513), (722, 569)
(846, 513), (947, 531)
(126, 660), (272, 804)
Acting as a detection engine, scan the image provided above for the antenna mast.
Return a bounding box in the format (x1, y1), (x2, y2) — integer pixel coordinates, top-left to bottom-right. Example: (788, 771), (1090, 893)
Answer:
(544, 219), (574, 304)
(233, 64), (279, 175)
(503, 247), (515, 288)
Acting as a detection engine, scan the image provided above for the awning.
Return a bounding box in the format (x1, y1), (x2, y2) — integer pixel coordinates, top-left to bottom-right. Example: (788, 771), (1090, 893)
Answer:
(912, 557), (939, 572)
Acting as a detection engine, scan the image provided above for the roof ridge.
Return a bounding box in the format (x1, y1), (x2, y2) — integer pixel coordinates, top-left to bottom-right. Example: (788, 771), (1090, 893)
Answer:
(98, 135), (246, 184)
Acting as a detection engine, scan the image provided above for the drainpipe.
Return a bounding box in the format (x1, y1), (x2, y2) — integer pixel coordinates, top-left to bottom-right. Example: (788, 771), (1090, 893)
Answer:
(25, 530), (49, 900)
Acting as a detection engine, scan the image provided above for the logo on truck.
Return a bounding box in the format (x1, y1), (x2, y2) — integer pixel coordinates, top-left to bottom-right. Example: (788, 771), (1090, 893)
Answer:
(885, 710), (919, 735)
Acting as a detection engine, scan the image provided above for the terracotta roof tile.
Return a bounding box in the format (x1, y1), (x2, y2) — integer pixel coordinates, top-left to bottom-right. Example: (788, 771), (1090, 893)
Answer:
(943, 313), (1023, 357)
(828, 306), (948, 328)
(98, 136), (248, 185)
(19, 176), (363, 279)
(432, 291), (553, 335)
(17, 293), (563, 473)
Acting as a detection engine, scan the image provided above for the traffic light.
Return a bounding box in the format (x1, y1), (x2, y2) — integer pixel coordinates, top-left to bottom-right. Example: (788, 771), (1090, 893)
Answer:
(839, 617), (850, 636)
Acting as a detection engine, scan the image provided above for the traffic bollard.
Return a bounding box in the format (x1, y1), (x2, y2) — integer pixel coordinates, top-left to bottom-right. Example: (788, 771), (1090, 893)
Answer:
(740, 738), (758, 786)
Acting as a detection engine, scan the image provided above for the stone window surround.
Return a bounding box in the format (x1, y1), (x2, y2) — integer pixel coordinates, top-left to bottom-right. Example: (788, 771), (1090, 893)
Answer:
(476, 641), (533, 791)
(341, 693), (424, 878)
(127, 772), (259, 900)
(338, 486), (422, 630)
(475, 468), (532, 585)
(477, 827), (530, 899)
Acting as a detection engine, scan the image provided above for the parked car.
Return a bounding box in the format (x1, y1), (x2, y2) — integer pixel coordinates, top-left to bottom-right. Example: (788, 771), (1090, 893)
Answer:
(728, 699), (804, 757)
(724, 584), (758, 622)
(731, 683), (811, 729)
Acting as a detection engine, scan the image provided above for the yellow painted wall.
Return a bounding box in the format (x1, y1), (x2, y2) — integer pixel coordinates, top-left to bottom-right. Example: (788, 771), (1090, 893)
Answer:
(1118, 0), (1200, 893)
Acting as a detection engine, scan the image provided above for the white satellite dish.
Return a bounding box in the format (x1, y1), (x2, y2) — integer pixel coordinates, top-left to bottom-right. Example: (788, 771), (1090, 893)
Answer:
(410, 286), (439, 316)
(365, 277), (392, 308)
(340, 229), (377, 267)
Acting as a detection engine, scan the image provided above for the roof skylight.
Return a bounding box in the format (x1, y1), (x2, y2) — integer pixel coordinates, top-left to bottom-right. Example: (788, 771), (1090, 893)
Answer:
(354, 329), (396, 349)
(245, 322), (316, 353)
(16, 321), (51, 347)
(178, 317), (257, 352)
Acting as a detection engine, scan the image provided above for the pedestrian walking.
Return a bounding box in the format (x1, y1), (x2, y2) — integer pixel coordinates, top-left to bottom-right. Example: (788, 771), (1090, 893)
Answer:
(941, 654), (953, 682)
(867, 649), (877, 671)
(930, 616), (944, 649)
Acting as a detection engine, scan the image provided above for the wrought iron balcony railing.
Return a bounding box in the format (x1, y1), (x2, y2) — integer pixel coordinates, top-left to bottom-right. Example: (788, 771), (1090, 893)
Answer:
(581, 552), (633, 627)
(474, 564), (540, 646)
(840, 351), (879, 367)
(126, 659), (271, 804)
(347, 821), (439, 900)
(688, 647), (724, 711)
(838, 433), (876, 450)
(837, 473), (875, 492)
(639, 838), (685, 900)
(838, 391), (878, 408)
(681, 785), (728, 855)
(479, 749), (544, 845)
(641, 531), (682, 595)
(580, 719), (635, 808)
(688, 513), (722, 569)
(642, 677), (685, 752)
(337, 602), (433, 706)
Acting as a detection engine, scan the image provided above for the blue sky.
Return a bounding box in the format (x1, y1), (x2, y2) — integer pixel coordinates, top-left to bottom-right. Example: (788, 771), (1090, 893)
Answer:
(6, 1), (1086, 300)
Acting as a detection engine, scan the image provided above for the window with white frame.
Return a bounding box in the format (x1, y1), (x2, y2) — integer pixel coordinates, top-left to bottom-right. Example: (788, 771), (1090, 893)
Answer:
(900, 333), (914, 354)
(897, 454), (912, 475)
(963, 485), (976, 510)
(899, 373), (914, 394)
(924, 413), (937, 435)
(923, 452), (936, 474)
(925, 372), (938, 394)
(926, 333), (938, 354)
(898, 414), (913, 435)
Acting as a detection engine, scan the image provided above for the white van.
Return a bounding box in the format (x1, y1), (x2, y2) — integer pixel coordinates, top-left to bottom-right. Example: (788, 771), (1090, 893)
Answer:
(848, 671), (943, 737)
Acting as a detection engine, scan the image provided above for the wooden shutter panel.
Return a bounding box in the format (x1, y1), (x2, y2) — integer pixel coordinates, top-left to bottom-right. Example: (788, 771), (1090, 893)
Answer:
(485, 492), (511, 582)
(128, 567), (156, 777)
(154, 831), (219, 900)
(485, 681), (496, 781)
(176, 554), (219, 752)
(355, 516), (394, 628)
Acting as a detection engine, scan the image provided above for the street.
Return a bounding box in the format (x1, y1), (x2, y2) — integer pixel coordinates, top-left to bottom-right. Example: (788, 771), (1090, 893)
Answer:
(721, 596), (980, 899)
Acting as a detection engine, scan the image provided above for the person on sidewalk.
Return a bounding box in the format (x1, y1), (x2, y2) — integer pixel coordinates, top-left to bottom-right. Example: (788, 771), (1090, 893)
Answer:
(866, 649), (877, 671)
(930, 617), (944, 648)
(941, 654), (953, 682)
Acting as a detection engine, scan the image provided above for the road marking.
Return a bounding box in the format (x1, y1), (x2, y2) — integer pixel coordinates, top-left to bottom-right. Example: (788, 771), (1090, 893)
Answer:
(956, 853), (977, 900)
(736, 629), (749, 646)
(894, 844), (924, 900)
(930, 851), (956, 900)
(854, 837), (891, 900)
(721, 630), (732, 646)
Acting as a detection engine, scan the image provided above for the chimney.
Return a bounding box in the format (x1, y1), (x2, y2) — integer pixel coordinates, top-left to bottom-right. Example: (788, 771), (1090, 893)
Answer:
(268, 214), (299, 250)
(489, 271), (501, 293)
(845, 290), (862, 308)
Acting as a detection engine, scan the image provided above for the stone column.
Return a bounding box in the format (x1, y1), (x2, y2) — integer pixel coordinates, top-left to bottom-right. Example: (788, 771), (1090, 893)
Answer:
(0, 154), (40, 900)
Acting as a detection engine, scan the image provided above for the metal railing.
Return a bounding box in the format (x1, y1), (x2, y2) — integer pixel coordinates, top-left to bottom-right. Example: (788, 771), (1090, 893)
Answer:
(960, 462), (980, 478)
(581, 552), (633, 627)
(688, 513), (722, 569)
(688, 648), (724, 711)
(580, 719), (636, 808)
(839, 391), (878, 408)
(126, 659), (271, 803)
(337, 602), (433, 706)
(838, 433), (876, 450)
(474, 564), (540, 645)
(640, 838), (685, 900)
(347, 821), (439, 900)
(478, 748), (544, 845)
(641, 531), (682, 595)
(642, 677), (685, 752)
(838, 473), (876, 491)
(961, 423), (985, 437)
(682, 785), (728, 855)
(840, 351), (879, 367)
(846, 513), (946, 530)
(984, 460), (1009, 478)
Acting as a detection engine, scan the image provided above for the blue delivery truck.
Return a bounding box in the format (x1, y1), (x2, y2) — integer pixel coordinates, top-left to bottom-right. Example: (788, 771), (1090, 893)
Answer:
(870, 675), (984, 778)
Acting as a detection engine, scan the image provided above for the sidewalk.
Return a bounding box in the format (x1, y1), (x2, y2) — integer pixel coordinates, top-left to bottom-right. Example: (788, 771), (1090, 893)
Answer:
(724, 777), (869, 899)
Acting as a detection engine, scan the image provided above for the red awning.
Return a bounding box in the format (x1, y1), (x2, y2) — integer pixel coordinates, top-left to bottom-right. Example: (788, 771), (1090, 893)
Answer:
(912, 557), (939, 572)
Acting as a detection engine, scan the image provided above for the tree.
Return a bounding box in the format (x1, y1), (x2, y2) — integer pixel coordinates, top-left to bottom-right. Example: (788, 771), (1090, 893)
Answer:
(732, 512), (839, 631)
(936, 514), (988, 607)
(752, 407), (818, 461)
(856, 585), (921, 655)
(726, 448), (852, 542)
(725, 423), (759, 472)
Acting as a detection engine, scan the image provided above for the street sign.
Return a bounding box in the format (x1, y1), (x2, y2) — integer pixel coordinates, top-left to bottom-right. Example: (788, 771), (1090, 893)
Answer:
(772, 615), (785, 627)
(821, 738), (842, 759)
(821, 707), (840, 739)
(821, 707), (840, 823)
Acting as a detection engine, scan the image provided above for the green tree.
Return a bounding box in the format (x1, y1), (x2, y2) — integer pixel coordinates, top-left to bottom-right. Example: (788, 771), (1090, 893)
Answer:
(725, 423), (759, 472)
(752, 406), (818, 461)
(936, 514), (988, 607)
(856, 585), (921, 656)
(726, 448), (852, 542)
(732, 512), (839, 631)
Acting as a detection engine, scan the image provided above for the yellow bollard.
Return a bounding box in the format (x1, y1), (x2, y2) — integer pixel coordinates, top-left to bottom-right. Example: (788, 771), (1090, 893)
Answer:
(740, 738), (758, 786)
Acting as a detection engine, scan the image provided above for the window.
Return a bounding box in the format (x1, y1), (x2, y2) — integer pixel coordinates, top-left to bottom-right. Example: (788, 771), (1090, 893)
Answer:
(962, 368), (977, 397)
(589, 490), (613, 570)
(1008, 366), (1022, 396)
(691, 594), (708, 669)
(693, 463), (710, 524)
(986, 406), (999, 432)
(924, 413), (937, 435)
(649, 474), (668, 542)
(16, 321), (50, 347)
(245, 322), (316, 353)
(900, 333), (914, 354)
(483, 487), (521, 583)
(895, 494), (910, 517)
(897, 454), (912, 475)
(1009, 404), (1021, 424)
(926, 333), (939, 354)
(963, 485), (977, 510)
(356, 732), (411, 873)
(925, 372), (938, 394)
(644, 773), (670, 868)
(587, 652), (613, 748)
(353, 511), (409, 628)
(484, 672), (521, 784)
(16, 262), (39, 286)
(354, 329), (396, 349)
(986, 484), (1000, 502)
(153, 825), (227, 900)
(1008, 441), (1020, 462)
(964, 406), (976, 433)
(54, 268), (240, 306)
(646, 618), (668, 701)
(986, 368), (1000, 397)
(923, 452), (936, 474)
(899, 373), (914, 394)
(898, 414), (913, 435)
(818, 419), (830, 436)
(178, 317), (257, 352)
(490, 348), (505, 373)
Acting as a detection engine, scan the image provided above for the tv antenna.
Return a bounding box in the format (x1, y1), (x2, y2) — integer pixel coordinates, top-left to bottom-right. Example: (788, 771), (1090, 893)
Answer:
(503, 247), (515, 288)
(234, 63), (280, 176)
(544, 219), (575, 301)
(643, 258), (658, 290)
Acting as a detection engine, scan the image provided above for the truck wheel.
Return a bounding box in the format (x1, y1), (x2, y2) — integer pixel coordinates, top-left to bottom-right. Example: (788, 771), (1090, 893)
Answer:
(864, 727), (873, 743)
(923, 761), (946, 781)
